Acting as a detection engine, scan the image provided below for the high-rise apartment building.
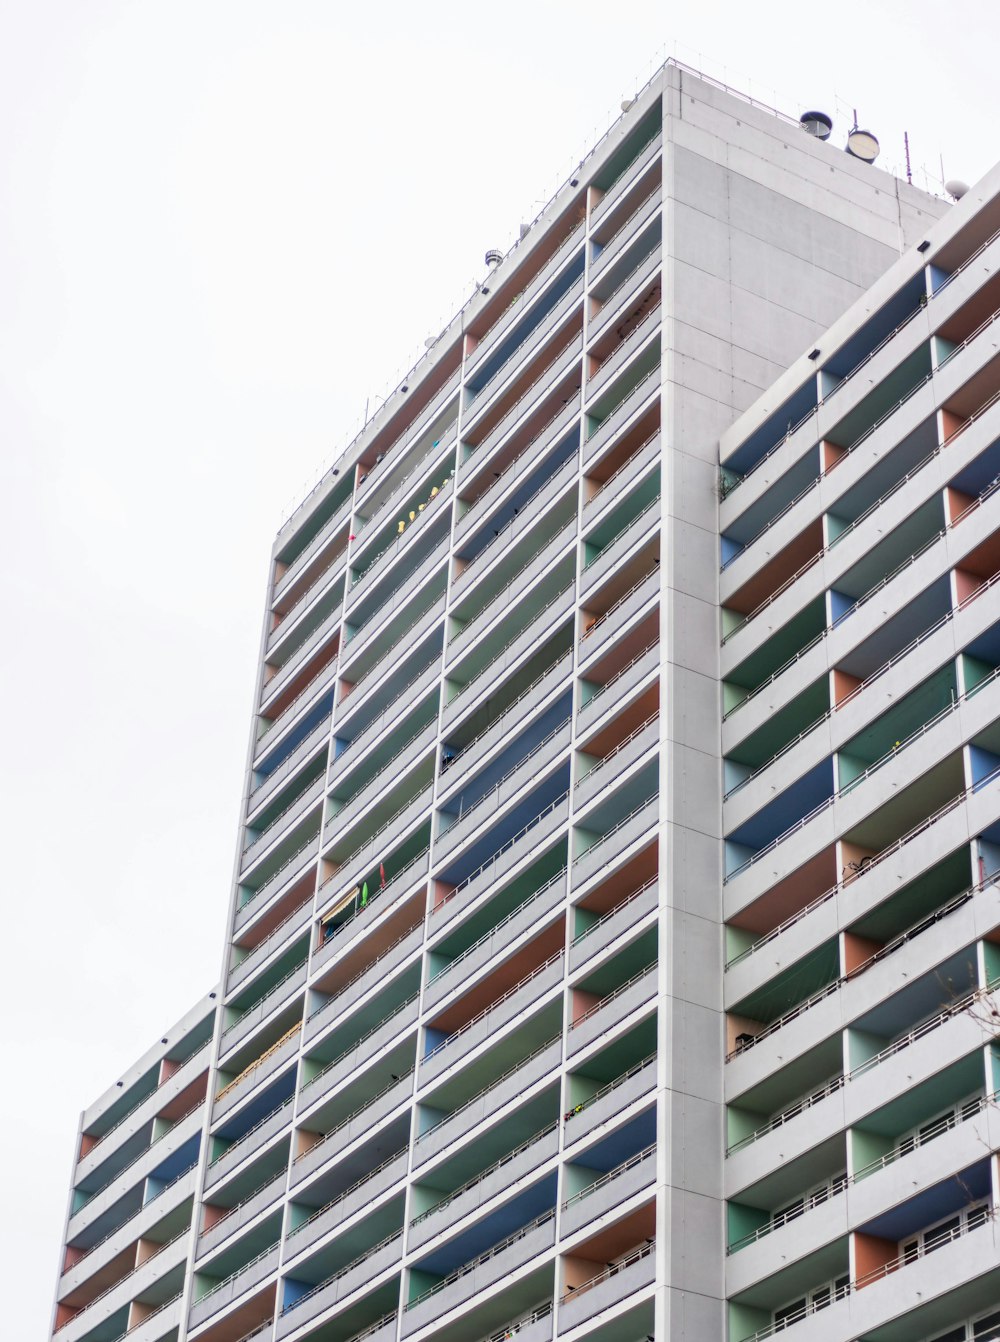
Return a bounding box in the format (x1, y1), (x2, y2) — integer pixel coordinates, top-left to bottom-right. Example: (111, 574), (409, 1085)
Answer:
(50, 59), (1000, 1342)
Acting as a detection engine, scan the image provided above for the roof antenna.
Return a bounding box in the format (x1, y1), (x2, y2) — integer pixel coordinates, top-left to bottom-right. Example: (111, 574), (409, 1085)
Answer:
(904, 131), (913, 185)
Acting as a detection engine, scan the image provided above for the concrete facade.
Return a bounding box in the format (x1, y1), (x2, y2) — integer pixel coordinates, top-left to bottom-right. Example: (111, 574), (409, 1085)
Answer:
(51, 59), (1000, 1342)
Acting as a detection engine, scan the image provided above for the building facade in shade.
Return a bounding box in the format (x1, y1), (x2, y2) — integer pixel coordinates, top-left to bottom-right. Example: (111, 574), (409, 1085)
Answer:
(50, 57), (1000, 1342)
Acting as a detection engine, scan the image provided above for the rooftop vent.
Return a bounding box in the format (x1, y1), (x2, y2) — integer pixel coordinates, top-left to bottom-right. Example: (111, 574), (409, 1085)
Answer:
(799, 110), (833, 140)
(845, 128), (880, 163)
(484, 248), (503, 268)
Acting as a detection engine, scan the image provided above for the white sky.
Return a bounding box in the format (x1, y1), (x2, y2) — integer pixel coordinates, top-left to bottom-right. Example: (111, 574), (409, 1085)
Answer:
(3, 0), (999, 1334)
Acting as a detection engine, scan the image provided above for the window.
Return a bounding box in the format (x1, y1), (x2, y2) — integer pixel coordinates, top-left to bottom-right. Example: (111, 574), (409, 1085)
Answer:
(900, 1201), (989, 1264)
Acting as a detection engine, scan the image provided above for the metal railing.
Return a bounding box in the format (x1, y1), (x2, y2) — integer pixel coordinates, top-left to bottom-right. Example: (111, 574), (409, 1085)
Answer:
(571, 878), (657, 950)
(280, 1228), (403, 1314)
(193, 1239), (280, 1305)
(198, 1172), (284, 1242)
(53, 1232), (188, 1330)
(413, 1033), (561, 1146)
(583, 497), (659, 573)
(724, 312), (1000, 578)
(214, 1023), (301, 1103)
(439, 720), (569, 835)
(207, 1098), (293, 1170)
(450, 524), (576, 650)
(440, 652), (570, 770)
(578, 715), (658, 787)
(454, 454), (577, 586)
(739, 1209), (996, 1341)
(727, 1176), (848, 1252)
(305, 921), (421, 1023)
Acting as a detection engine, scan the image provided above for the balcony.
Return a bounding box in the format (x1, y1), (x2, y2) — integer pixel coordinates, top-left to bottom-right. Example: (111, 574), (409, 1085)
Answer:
(443, 587), (576, 730)
(579, 574), (659, 671)
(300, 997), (418, 1115)
(233, 841), (317, 935)
(449, 524), (577, 665)
(440, 651), (573, 791)
(413, 1037), (562, 1168)
(409, 1123), (560, 1253)
(577, 643), (659, 732)
(567, 965), (657, 1057)
(421, 952), (564, 1086)
(572, 797), (659, 891)
(204, 1100), (293, 1191)
(590, 188), (662, 285)
(466, 219), (586, 376)
(563, 1054), (656, 1152)
(74, 1042), (211, 1191)
(67, 1106), (204, 1243)
(431, 794), (571, 934)
(248, 716), (331, 818)
(312, 849), (429, 974)
(213, 1023), (301, 1121)
(275, 1233), (402, 1338)
(425, 872), (567, 1011)
(463, 279), (586, 443)
(291, 1073), (412, 1187)
(569, 879), (657, 973)
(305, 925), (423, 1045)
(187, 1242), (281, 1330)
(453, 405), (579, 549)
(435, 723), (572, 865)
(55, 1232), (189, 1342)
(273, 492), (352, 606)
(586, 247), (662, 351)
(219, 965), (307, 1062)
(284, 1149), (408, 1261)
(59, 1168), (196, 1304)
(589, 133), (661, 228)
(580, 501), (659, 600)
(561, 1143), (655, 1241)
(227, 903), (311, 994)
(198, 1173), (286, 1260)
(402, 1212), (556, 1335)
(557, 1243), (655, 1332)
(455, 453), (579, 595)
(574, 714), (658, 814)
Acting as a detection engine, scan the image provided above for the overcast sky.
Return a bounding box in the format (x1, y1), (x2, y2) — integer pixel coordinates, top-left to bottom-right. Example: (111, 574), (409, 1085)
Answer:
(3, 1), (999, 1335)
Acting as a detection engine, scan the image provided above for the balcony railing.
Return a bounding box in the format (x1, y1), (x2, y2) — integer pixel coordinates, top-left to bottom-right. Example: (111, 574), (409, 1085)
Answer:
(738, 1210), (996, 1341)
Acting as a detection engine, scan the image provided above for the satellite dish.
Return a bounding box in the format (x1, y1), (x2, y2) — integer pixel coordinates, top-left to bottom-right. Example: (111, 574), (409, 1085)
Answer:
(945, 179), (970, 200)
(800, 110), (833, 141)
(845, 129), (880, 163)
